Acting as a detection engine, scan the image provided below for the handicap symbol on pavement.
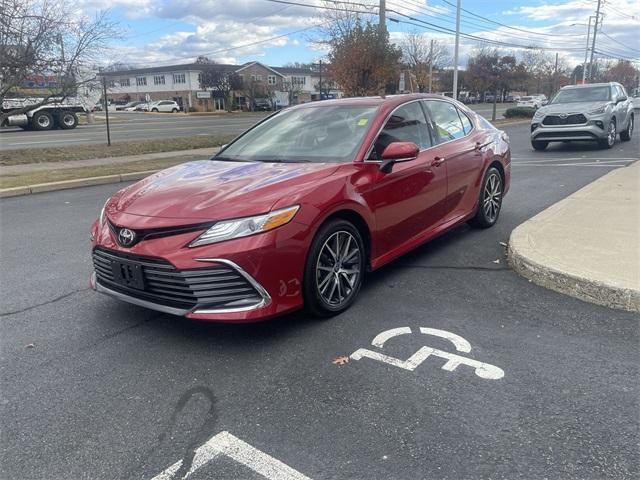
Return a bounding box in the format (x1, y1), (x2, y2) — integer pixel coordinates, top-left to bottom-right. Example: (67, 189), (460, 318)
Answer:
(350, 327), (505, 380)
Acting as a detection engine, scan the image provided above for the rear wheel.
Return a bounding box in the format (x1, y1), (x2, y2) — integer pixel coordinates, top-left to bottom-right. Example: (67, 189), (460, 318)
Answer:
(470, 166), (503, 229)
(31, 111), (54, 131)
(620, 115), (633, 141)
(531, 140), (548, 150)
(598, 119), (616, 148)
(303, 220), (365, 318)
(151, 108), (159, 113)
(58, 111), (78, 129)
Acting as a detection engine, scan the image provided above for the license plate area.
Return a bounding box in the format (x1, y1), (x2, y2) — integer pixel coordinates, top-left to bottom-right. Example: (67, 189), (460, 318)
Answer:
(111, 260), (145, 290)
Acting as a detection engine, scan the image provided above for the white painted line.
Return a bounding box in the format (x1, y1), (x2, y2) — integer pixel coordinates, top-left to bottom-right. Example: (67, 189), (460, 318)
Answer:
(371, 327), (412, 348)
(6, 138), (88, 146)
(150, 431), (311, 480)
(419, 327), (472, 353)
(513, 163), (627, 167)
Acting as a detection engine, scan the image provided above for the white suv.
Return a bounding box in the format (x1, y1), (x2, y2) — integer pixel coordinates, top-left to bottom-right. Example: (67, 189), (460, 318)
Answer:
(147, 100), (180, 113)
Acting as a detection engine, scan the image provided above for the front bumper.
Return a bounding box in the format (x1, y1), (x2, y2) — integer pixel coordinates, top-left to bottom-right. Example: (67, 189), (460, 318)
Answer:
(90, 217), (310, 322)
(531, 116), (608, 142)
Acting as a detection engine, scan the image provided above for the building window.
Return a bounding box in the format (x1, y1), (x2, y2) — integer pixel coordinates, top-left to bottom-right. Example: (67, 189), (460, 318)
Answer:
(250, 75), (256, 82)
(154, 75), (165, 85)
(108, 80), (116, 88)
(268, 75), (277, 85)
(173, 73), (186, 84)
(136, 77), (147, 87)
(238, 74), (244, 83)
(256, 75), (262, 82)
(291, 76), (306, 86)
(120, 78), (130, 87)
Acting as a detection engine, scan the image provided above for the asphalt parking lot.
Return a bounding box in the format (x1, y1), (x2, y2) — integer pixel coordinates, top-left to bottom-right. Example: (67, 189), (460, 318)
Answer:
(0, 104), (510, 151)
(1, 123), (638, 479)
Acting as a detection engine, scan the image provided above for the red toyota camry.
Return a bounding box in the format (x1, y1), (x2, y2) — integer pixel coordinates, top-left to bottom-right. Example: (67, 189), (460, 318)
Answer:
(90, 94), (510, 322)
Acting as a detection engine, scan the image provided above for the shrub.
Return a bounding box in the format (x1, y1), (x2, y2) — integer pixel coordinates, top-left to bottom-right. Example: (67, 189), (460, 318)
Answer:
(504, 107), (536, 118)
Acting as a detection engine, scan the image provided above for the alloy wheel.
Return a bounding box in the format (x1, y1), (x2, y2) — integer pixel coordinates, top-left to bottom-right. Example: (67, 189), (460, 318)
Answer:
(315, 231), (361, 307)
(608, 121), (616, 146)
(482, 172), (502, 223)
(62, 114), (75, 127)
(37, 115), (50, 128)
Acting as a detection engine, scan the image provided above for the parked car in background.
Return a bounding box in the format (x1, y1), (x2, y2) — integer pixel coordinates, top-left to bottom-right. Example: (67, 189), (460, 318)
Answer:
(134, 103), (148, 111)
(517, 96), (542, 109)
(91, 94), (511, 322)
(146, 100), (180, 113)
(505, 94), (515, 102)
(530, 82), (634, 150)
(631, 88), (640, 109)
(253, 98), (271, 111)
(533, 94), (548, 106)
(120, 101), (145, 112)
(484, 93), (495, 103)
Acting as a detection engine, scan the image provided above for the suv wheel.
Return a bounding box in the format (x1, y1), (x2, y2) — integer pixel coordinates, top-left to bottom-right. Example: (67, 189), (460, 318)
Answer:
(620, 115), (633, 141)
(531, 140), (548, 151)
(598, 119), (616, 148)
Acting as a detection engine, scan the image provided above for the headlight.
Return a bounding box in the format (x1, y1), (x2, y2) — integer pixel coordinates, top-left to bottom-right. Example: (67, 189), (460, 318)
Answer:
(189, 205), (300, 247)
(99, 198), (110, 224)
(588, 106), (606, 115)
(533, 110), (545, 119)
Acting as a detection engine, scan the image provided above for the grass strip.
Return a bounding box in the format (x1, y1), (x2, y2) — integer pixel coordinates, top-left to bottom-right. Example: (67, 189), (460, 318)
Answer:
(0, 134), (233, 166)
(0, 155), (204, 189)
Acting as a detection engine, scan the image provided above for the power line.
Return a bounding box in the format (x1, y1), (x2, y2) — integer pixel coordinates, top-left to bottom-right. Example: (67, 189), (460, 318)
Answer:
(263, 0), (377, 14)
(599, 30), (640, 53)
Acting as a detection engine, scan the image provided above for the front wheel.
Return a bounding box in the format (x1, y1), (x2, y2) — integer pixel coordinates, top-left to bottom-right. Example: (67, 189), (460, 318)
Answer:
(620, 115), (633, 141)
(303, 220), (365, 318)
(531, 140), (548, 150)
(31, 111), (54, 131)
(151, 108), (159, 113)
(470, 166), (503, 229)
(598, 120), (616, 148)
(171, 108), (178, 113)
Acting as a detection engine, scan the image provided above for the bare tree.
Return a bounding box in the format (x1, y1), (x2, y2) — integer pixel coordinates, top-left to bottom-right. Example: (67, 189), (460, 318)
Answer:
(401, 32), (451, 92)
(0, 0), (120, 124)
(199, 64), (242, 112)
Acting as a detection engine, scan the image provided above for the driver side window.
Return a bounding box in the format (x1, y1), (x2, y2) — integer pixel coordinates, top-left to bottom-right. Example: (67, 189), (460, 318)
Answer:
(369, 102), (431, 160)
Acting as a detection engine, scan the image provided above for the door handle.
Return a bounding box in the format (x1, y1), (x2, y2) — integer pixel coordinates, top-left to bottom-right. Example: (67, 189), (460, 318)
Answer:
(431, 157), (445, 167)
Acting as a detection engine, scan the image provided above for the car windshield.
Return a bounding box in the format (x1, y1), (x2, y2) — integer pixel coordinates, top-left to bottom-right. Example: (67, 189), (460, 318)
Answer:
(552, 87), (611, 103)
(216, 105), (378, 163)
(520, 97), (532, 101)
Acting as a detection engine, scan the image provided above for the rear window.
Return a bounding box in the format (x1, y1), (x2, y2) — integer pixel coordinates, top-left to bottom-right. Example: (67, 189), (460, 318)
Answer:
(520, 97), (532, 101)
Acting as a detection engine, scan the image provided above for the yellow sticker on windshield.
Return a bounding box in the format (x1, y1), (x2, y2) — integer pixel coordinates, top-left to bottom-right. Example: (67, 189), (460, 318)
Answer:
(357, 118), (368, 126)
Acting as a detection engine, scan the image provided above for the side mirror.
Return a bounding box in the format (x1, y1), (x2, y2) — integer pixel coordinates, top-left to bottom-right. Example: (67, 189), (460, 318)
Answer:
(617, 96), (627, 103)
(379, 142), (420, 173)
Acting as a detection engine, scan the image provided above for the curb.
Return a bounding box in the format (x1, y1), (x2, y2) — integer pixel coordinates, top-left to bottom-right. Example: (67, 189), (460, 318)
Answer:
(508, 222), (640, 314)
(0, 170), (159, 199)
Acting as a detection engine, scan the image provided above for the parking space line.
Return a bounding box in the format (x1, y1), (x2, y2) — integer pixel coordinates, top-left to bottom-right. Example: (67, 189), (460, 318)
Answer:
(150, 431), (311, 480)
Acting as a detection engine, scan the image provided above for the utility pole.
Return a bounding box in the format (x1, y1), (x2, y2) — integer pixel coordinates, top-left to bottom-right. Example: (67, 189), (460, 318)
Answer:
(581, 16), (594, 83)
(429, 39), (434, 93)
(553, 52), (559, 95)
(588, 0), (602, 81)
(379, 0), (386, 34)
(318, 59), (322, 100)
(452, 0), (461, 99)
(102, 76), (111, 146)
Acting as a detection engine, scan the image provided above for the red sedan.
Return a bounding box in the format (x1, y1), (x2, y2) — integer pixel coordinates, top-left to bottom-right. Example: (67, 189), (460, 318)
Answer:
(90, 94), (510, 322)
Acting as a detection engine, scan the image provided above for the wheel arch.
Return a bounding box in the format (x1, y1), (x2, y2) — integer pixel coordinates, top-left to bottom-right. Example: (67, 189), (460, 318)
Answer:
(314, 208), (373, 270)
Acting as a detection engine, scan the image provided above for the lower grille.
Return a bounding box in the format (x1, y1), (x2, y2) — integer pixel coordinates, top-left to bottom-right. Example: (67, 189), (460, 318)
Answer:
(93, 248), (265, 311)
(536, 131), (596, 139)
(542, 114), (587, 126)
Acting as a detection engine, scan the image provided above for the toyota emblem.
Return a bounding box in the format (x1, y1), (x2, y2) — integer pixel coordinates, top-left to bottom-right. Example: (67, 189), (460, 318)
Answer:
(118, 228), (136, 247)
(559, 113), (568, 119)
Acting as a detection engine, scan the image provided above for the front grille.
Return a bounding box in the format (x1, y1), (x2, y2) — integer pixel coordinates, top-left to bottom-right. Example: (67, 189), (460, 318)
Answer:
(93, 247), (264, 311)
(542, 114), (587, 126)
(537, 131), (596, 139)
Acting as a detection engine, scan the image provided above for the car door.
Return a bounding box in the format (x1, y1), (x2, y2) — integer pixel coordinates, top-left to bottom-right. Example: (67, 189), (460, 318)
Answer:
(367, 101), (447, 255)
(615, 85), (629, 129)
(423, 99), (485, 221)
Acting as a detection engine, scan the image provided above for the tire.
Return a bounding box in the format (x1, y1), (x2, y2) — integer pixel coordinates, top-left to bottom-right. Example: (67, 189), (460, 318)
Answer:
(598, 119), (616, 149)
(303, 219), (365, 318)
(31, 111), (54, 131)
(469, 166), (503, 229)
(58, 111), (78, 130)
(171, 108), (178, 113)
(531, 140), (548, 151)
(620, 115), (633, 141)
(151, 108), (159, 113)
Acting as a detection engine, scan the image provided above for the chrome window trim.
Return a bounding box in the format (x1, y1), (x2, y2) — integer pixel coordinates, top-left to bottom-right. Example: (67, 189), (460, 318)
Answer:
(363, 98), (476, 163)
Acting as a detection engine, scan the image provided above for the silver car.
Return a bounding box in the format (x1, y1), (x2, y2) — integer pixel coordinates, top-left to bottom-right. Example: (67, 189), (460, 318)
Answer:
(530, 82), (634, 150)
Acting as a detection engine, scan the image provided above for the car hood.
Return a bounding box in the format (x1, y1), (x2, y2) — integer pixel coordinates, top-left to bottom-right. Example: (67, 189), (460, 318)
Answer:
(106, 159), (339, 226)
(538, 101), (611, 115)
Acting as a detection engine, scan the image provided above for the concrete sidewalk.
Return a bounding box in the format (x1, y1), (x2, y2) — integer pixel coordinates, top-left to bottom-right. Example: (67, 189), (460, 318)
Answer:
(0, 147), (218, 176)
(508, 161), (640, 313)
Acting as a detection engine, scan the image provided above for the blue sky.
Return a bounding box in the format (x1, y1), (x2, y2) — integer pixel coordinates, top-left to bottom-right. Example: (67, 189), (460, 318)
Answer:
(81, 0), (639, 68)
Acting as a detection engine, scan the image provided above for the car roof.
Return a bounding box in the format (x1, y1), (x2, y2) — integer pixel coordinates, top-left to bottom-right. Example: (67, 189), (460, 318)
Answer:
(561, 82), (619, 90)
(285, 93), (457, 111)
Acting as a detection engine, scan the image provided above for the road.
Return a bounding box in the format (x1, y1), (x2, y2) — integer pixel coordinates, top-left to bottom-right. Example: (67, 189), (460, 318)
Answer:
(1, 123), (638, 480)
(0, 104), (511, 151)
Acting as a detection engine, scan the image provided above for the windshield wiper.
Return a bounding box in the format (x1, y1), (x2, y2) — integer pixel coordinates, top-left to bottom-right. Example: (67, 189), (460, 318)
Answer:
(210, 156), (252, 162)
(257, 158), (311, 163)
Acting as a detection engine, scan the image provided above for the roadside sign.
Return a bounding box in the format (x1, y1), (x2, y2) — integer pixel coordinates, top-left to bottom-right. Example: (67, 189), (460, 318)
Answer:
(196, 91), (211, 99)
(350, 327), (505, 380)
